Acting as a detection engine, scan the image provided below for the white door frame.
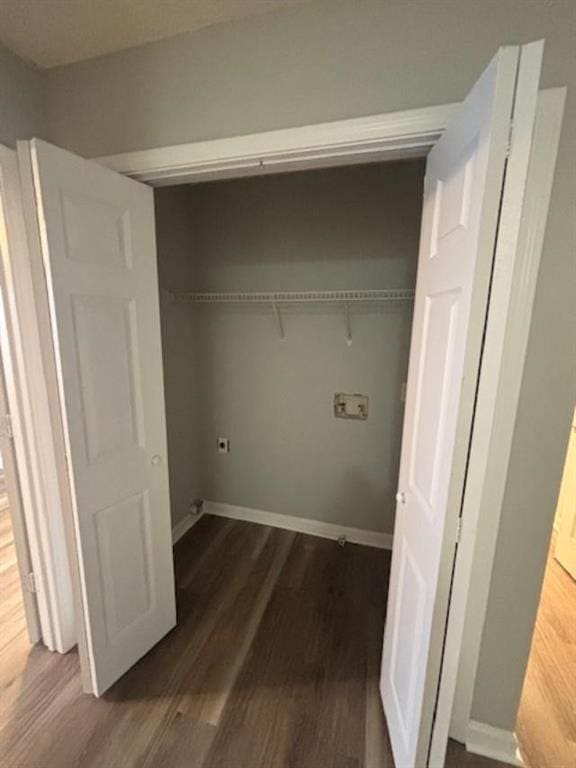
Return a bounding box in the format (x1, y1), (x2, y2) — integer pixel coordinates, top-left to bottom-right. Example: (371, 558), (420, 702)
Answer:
(94, 91), (565, 761)
(444, 85), (566, 754)
(0, 144), (77, 653)
(96, 103), (458, 184)
(0, 293), (41, 643)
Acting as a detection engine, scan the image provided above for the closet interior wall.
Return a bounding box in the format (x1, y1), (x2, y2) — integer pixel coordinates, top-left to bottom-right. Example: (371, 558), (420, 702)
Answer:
(154, 159), (425, 536)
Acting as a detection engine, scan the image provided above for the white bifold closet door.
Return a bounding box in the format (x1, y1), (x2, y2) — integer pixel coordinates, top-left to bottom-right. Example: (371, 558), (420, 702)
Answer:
(19, 139), (175, 696)
(380, 43), (542, 768)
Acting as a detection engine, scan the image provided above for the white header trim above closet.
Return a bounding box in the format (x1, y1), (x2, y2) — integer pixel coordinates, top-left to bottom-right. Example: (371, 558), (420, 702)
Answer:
(95, 103), (458, 186)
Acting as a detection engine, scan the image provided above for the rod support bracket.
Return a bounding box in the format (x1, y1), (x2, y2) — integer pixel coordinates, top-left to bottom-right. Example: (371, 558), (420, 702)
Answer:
(345, 302), (352, 346)
(272, 299), (285, 340)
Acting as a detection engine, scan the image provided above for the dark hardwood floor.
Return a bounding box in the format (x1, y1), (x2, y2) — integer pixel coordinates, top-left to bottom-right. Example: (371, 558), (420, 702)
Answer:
(1, 512), (511, 767)
(516, 537), (576, 768)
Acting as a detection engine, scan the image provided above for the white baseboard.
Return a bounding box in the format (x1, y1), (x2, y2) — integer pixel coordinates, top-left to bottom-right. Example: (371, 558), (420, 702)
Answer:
(204, 500), (393, 550)
(171, 512), (205, 544)
(466, 720), (523, 766)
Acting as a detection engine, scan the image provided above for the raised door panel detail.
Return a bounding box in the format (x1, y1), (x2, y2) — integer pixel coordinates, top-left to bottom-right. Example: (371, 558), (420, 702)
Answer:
(61, 191), (132, 269)
(409, 291), (460, 520)
(72, 294), (145, 465)
(389, 537), (427, 750)
(430, 142), (477, 258)
(94, 492), (154, 642)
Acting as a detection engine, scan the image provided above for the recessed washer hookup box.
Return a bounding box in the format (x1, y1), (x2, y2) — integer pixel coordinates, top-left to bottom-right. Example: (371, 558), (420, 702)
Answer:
(334, 393), (368, 420)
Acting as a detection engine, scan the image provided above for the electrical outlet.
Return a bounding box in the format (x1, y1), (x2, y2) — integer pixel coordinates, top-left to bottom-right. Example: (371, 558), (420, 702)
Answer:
(217, 437), (230, 454)
(190, 498), (204, 515)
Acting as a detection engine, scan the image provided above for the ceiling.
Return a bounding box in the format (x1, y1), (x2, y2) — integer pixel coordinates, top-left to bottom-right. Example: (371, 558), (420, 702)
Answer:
(0, 0), (311, 69)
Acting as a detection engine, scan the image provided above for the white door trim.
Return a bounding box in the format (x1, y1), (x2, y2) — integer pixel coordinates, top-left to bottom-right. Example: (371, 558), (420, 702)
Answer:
(444, 84), (567, 750)
(0, 144), (76, 651)
(95, 103), (458, 185)
(0, 291), (41, 643)
(430, 39), (544, 758)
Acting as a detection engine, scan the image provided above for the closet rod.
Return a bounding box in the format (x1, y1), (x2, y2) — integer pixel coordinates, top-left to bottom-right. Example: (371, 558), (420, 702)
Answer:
(170, 288), (415, 304)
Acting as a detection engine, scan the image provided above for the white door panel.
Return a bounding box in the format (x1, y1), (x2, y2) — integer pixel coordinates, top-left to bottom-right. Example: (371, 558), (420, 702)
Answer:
(22, 139), (175, 695)
(380, 45), (534, 768)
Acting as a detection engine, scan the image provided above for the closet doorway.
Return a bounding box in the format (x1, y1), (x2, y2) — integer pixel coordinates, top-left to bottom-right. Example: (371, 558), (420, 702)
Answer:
(4, 40), (565, 768)
(154, 160), (424, 553)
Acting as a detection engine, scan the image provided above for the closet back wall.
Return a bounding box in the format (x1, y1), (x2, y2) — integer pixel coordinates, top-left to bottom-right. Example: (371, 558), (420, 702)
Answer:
(155, 160), (425, 535)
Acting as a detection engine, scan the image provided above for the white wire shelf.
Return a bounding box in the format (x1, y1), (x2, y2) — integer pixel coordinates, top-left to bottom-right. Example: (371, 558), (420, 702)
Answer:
(170, 288), (415, 304)
(168, 288), (415, 344)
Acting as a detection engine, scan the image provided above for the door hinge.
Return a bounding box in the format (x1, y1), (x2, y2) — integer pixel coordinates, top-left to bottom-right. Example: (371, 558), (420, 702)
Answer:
(23, 572), (37, 593)
(0, 413), (14, 440)
(506, 120), (514, 158)
(455, 517), (463, 544)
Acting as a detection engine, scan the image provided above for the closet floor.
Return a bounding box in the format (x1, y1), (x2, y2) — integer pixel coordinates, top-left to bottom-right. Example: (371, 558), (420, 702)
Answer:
(1, 514), (510, 767)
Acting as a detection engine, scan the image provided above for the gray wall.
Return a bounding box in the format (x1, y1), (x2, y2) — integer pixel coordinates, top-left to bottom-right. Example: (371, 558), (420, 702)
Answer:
(155, 190), (202, 535)
(0, 42), (46, 147)
(4, 0), (575, 735)
(155, 161), (424, 533)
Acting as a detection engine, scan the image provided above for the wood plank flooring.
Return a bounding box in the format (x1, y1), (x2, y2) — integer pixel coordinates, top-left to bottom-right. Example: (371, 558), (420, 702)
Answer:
(1, 512), (512, 767)
(516, 538), (576, 768)
(0, 496), (27, 667)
